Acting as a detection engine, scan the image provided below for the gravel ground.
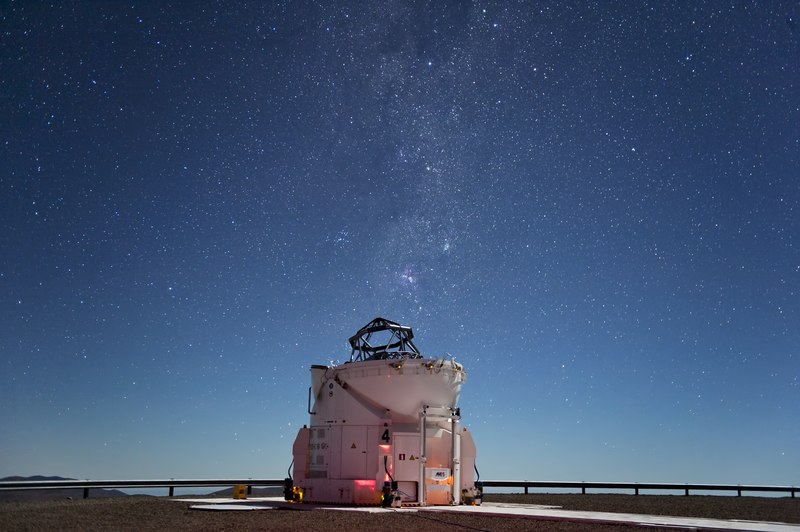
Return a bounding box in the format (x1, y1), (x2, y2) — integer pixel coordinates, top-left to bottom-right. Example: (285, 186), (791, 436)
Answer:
(484, 493), (800, 523)
(0, 493), (797, 531)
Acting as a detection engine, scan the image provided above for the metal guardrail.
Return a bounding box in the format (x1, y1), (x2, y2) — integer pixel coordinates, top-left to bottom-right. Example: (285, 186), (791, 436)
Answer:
(0, 478), (796, 498)
(480, 480), (799, 497)
(0, 479), (285, 499)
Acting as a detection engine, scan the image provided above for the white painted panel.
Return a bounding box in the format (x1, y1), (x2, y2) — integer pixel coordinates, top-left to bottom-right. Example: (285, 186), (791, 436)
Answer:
(393, 432), (421, 482)
(341, 425), (368, 479)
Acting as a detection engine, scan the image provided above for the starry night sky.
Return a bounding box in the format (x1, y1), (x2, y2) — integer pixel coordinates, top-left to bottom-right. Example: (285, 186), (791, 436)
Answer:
(1, 2), (798, 485)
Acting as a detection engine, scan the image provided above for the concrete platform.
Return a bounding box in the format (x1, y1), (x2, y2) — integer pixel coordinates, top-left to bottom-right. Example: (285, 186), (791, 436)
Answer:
(176, 496), (800, 531)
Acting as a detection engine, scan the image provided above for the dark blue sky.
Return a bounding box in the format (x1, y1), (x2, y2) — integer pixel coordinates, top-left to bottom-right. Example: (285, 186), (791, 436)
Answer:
(1, 1), (798, 484)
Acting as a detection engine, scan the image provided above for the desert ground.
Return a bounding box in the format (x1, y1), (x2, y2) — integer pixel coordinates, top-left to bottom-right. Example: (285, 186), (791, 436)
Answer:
(0, 492), (798, 531)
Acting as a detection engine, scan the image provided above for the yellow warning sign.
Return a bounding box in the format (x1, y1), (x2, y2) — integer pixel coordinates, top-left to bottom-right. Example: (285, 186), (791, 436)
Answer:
(351, 442), (357, 449)
(232, 484), (247, 500)
(409, 455), (416, 461)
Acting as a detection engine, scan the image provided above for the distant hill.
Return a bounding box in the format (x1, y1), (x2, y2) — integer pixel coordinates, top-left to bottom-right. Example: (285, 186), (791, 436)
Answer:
(0, 476), (129, 502)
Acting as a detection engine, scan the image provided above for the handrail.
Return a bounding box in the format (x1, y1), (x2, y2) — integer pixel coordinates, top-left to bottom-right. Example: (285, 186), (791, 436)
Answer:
(0, 479), (796, 498)
(0, 479), (284, 498)
(479, 480), (798, 497)
(307, 386), (316, 414)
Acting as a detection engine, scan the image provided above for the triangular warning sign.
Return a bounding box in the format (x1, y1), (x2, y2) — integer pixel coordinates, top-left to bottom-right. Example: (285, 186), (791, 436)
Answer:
(409, 455), (416, 461)
(351, 442), (357, 449)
